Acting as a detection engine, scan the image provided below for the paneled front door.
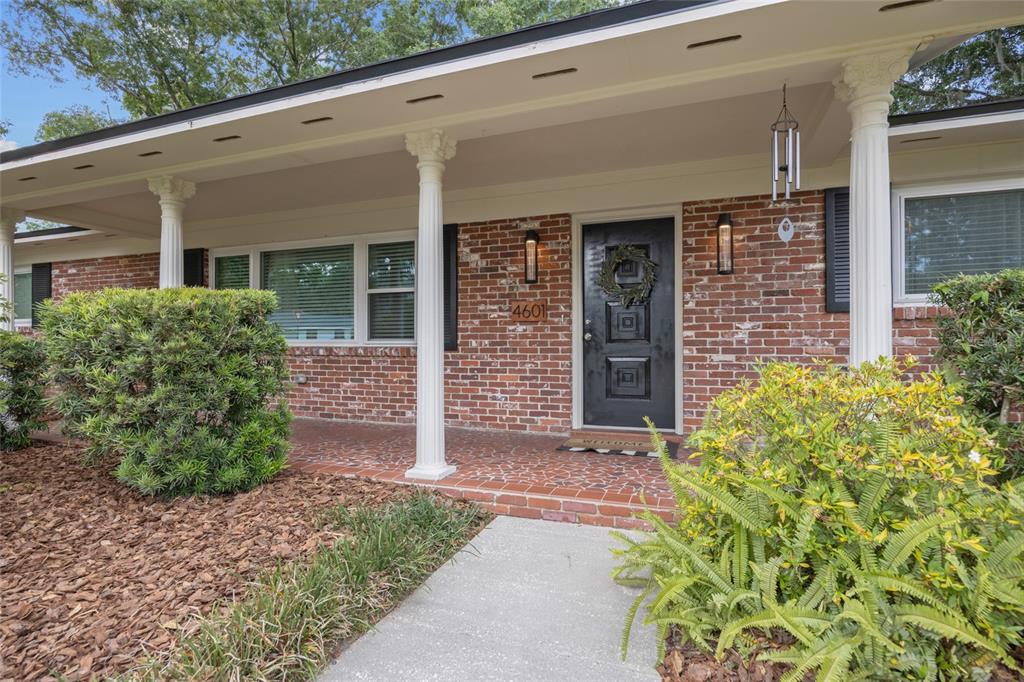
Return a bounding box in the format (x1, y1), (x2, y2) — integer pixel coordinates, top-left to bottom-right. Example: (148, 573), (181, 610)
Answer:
(582, 218), (675, 429)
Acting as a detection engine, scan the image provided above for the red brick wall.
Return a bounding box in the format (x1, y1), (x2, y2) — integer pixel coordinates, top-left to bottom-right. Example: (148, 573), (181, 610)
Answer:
(40, 203), (953, 435)
(288, 215), (573, 432)
(51, 253), (159, 300)
(681, 192), (850, 431)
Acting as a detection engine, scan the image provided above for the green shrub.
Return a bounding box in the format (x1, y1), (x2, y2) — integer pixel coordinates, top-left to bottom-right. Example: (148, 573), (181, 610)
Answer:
(616, 360), (1024, 681)
(40, 287), (292, 496)
(933, 269), (1024, 479)
(0, 332), (47, 450)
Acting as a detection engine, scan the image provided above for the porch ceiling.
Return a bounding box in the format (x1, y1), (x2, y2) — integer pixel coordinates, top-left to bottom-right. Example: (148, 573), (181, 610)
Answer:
(3, 0), (1023, 236)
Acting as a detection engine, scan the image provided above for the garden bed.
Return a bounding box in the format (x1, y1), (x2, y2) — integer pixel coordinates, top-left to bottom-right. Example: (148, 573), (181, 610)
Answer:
(0, 442), (483, 680)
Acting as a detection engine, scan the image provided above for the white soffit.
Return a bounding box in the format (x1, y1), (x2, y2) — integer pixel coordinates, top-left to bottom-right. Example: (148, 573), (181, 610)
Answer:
(3, 0), (1024, 208)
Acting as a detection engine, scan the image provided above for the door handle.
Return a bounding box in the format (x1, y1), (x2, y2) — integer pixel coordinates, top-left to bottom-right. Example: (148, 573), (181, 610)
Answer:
(583, 332), (593, 341)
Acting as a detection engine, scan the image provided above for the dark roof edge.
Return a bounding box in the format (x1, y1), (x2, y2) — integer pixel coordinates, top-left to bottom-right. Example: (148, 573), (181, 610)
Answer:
(14, 225), (91, 240)
(889, 97), (1024, 126)
(1, 0), (714, 165)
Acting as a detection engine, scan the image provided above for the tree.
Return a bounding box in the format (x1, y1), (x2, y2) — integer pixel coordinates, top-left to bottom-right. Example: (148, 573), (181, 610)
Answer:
(2, 0), (244, 118)
(35, 105), (120, 141)
(893, 26), (1024, 114)
(0, 119), (10, 139)
(2, 0), (623, 137)
(462, 0), (618, 38)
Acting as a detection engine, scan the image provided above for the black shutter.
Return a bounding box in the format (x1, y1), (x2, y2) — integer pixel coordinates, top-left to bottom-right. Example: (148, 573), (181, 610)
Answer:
(183, 248), (206, 287)
(825, 187), (850, 313)
(443, 224), (458, 351)
(30, 262), (52, 328)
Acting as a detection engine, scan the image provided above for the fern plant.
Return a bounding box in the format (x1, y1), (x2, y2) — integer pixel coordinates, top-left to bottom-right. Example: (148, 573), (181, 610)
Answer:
(615, 359), (1024, 681)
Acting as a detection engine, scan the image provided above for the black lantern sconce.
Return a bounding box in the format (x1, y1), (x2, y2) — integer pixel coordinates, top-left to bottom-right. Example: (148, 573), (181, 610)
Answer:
(524, 229), (541, 284)
(716, 213), (734, 275)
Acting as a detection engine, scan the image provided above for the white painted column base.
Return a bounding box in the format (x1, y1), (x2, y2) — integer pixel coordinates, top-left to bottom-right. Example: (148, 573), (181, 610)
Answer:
(147, 176), (196, 289)
(405, 129), (457, 481)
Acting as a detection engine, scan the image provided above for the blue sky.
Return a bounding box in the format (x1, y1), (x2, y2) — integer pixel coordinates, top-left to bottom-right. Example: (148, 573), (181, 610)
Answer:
(1, 63), (128, 148)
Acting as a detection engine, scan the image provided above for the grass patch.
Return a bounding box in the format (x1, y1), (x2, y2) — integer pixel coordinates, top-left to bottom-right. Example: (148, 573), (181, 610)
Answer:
(121, 492), (485, 681)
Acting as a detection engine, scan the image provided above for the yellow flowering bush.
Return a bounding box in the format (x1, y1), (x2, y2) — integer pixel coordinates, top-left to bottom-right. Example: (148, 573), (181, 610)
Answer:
(616, 359), (1024, 680)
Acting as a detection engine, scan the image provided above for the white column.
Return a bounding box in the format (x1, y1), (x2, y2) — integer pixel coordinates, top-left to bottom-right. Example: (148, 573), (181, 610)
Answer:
(0, 208), (24, 331)
(405, 129), (457, 481)
(835, 47), (915, 366)
(147, 176), (196, 288)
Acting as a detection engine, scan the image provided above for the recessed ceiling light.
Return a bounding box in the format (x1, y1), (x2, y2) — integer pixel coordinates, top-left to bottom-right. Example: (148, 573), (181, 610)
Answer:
(687, 34), (742, 50)
(212, 134), (241, 142)
(406, 94), (444, 104)
(73, 164), (95, 170)
(532, 67), (578, 80)
(899, 135), (942, 144)
(879, 0), (937, 11)
(300, 116), (333, 125)
(138, 150), (162, 157)
(18, 176), (37, 181)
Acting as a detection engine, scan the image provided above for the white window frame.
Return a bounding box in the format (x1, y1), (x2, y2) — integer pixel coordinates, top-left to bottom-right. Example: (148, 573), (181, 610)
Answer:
(209, 229), (416, 347)
(13, 266), (32, 328)
(892, 177), (1024, 305)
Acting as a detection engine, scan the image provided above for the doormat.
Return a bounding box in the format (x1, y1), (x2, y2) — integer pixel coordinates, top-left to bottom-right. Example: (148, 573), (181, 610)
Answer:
(557, 437), (678, 459)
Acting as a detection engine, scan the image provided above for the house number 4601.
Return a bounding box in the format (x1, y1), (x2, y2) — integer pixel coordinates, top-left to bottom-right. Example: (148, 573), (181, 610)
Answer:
(511, 302), (548, 322)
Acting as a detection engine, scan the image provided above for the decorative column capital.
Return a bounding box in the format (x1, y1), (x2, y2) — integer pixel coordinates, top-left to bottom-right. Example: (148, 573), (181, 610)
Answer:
(405, 129), (457, 164)
(147, 175), (196, 204)
(0, 208), (25, 237)
(833, 45), (919, 109)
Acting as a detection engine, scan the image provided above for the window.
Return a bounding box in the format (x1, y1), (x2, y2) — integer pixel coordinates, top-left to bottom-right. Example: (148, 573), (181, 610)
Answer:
(262, 244), (354, 341)
(13, 271), (31, 323)
(210, 228), (458, 347)
(894, 180), (1024, 303)
(367, 241), (415, 340)
(215, 254), (250, 289)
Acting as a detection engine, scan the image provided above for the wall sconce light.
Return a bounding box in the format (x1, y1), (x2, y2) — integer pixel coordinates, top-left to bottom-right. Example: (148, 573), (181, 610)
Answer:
(524, 229), (541, 283)
(716, 213), (734, 275)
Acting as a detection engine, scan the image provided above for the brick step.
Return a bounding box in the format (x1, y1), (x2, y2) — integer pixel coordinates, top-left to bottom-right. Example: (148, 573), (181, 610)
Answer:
(294, 460), (674, 529)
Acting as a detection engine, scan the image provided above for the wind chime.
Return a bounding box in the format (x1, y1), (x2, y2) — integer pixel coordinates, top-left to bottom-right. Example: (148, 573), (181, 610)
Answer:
(770, 84), (801, 243)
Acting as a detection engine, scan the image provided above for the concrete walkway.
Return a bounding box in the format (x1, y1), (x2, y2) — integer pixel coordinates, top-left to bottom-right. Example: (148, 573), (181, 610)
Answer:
(321, 515), (659, 681)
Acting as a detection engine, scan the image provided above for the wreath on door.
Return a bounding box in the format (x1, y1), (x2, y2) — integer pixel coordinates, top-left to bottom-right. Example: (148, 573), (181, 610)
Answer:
(596, 244), (658, 307)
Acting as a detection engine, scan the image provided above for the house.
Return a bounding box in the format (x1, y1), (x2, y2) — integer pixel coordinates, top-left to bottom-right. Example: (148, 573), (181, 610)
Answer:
(3, 0), (1023, 483)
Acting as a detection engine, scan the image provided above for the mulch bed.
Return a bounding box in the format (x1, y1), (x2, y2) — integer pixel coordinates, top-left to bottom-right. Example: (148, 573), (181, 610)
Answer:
(0, 442), (415, 681)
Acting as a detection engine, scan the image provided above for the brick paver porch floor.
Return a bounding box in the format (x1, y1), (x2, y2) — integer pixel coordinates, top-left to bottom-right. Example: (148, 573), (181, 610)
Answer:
(288, 418), (677, 528)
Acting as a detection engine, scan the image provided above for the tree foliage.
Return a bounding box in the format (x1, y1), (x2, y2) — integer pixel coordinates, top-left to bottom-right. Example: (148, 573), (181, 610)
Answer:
(2, 0), (621, 139)
(616, 360), (1024, 680)
(35, 105), (121, 142)
(893, 26), (1024, 114)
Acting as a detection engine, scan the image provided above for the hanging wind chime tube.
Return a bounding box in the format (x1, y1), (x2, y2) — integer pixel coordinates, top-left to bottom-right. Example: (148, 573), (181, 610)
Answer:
(770, 84), (801, 201)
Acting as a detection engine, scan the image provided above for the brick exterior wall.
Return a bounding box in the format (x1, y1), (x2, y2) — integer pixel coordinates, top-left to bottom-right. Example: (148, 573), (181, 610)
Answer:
(681, 192), (850, 430)
(288, 215), (573, 433)
(51, 253), (160, 300)
(42, 198), (954, 434)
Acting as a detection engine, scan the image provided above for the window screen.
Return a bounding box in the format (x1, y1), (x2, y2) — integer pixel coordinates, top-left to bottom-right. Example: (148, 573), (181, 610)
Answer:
(262, 244), (354, 341)
(215, 254), (250, 290)
(13, 272), (31, 320)
(367, 241), (415, 340)
(904, 188), (1024, 296)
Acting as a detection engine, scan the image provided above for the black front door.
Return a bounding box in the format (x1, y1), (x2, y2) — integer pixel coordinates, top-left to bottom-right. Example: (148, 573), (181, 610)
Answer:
(582, 218), (675, 429)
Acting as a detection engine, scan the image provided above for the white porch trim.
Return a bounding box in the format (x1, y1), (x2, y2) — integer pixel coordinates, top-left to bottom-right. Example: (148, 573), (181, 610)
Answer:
(405, 129), (457, 481)
(570, 204), (684, 436)
(148, 176), (196, 288)
(0, 208), (24, 331)
(835, 46), (916, 366)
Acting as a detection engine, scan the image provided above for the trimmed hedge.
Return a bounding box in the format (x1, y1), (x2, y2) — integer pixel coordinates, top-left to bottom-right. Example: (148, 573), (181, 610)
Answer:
(933, 269), (1024, 479)
(40, 288), (292, 496)
(0, 332), (47, 451)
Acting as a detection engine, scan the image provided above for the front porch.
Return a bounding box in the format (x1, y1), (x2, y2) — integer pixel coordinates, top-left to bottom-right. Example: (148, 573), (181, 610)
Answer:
(287, 418), (676, 528)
